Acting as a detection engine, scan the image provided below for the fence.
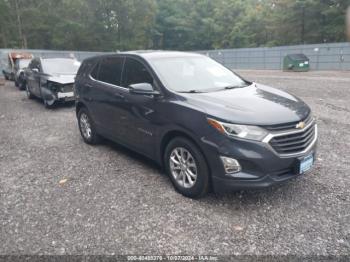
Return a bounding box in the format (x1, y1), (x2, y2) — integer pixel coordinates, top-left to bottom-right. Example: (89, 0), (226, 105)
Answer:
(1, 42), (350, 75)
(199, 42), (350, 70)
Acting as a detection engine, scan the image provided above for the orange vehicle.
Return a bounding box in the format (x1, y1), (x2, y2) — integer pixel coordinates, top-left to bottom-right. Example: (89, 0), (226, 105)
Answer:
(2, 52), (33, 81)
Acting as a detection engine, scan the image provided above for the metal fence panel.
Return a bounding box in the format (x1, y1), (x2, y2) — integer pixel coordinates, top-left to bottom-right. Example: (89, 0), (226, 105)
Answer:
(199, 42), (350, 70)
(1, 42), (350, 75)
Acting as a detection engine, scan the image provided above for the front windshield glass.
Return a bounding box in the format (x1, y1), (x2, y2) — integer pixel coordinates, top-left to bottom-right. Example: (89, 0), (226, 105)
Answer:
(42, 59), (81, 75)
(18, 59), (31, 69)
(149, 55), (248, 92)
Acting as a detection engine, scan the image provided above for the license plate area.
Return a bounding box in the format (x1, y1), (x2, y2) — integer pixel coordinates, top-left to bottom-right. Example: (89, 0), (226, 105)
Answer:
(299, 153), (314, 174)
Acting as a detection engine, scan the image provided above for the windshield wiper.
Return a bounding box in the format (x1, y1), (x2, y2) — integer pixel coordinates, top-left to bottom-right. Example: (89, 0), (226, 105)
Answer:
(178, 90), (204, 93)
(223, 85), (247, 90)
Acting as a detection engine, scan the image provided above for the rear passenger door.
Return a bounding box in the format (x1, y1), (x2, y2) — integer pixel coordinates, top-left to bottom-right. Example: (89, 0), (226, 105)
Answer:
(89, 56), (128, 140)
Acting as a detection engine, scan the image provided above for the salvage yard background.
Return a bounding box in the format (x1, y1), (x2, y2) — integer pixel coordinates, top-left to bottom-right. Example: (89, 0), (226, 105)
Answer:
(1, 70), (349, 256)
(1, 41), (350, 74)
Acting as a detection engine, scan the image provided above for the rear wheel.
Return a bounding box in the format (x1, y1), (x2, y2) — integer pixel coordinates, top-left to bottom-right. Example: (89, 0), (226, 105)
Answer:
(164, 137), (209, 198)
(78, 107), (100, 145)
(25, 84), (34, 99)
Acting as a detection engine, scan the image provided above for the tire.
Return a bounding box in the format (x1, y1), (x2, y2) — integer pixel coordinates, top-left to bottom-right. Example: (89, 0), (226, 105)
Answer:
(19, 80), (26, 91)
(78, 107), (100, 145)
(43, 98), (55, 109)
(18, 74), (26, 90)
(25, 84), (34, 99)
(164, 137), (209, 198)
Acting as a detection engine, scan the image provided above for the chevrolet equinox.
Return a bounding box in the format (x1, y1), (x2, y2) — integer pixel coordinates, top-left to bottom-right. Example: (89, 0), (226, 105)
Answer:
(75, 51), (317, 198)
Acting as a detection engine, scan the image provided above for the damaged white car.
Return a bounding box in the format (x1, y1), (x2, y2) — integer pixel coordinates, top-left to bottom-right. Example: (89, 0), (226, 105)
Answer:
(25, 58), (81, 108)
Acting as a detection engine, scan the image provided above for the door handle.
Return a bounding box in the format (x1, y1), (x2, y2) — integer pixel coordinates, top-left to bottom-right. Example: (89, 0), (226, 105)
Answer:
(113, 92), (125, 99)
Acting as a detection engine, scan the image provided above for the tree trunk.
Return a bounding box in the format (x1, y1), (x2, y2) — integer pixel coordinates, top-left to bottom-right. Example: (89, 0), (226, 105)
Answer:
(14, 0), (27, 48)
(0, 25), (8, 48)
(301, 4), (305, 44)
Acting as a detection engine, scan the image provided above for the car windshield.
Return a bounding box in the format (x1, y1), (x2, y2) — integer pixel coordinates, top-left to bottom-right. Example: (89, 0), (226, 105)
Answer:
(18, 59), (31, 69)
(149, 55), (248, 92)
(42, 59), (81, 75)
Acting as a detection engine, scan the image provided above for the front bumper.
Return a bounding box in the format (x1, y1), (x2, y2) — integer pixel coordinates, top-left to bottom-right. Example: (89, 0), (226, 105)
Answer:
(212, 171), (305, 193)
(201, 128), (317, 193)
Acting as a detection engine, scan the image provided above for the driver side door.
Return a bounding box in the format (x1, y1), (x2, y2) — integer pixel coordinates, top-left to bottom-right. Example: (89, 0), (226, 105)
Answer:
(120, 57), (159, 158)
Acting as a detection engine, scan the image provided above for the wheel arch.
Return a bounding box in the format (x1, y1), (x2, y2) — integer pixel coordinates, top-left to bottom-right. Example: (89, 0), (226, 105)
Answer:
(159, 129), (213, 191)
(76, 101), (87, 116)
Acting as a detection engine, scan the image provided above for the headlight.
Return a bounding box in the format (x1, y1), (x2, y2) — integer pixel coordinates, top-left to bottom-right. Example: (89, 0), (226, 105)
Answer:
(207, 118), (268, 141)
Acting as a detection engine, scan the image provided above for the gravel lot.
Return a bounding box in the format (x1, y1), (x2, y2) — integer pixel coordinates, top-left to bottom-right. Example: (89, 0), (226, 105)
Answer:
(0, 70), (350, 257)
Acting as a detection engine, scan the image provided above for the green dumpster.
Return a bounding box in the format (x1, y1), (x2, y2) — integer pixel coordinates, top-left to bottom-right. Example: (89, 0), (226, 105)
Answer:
(283, 54), (310, 72)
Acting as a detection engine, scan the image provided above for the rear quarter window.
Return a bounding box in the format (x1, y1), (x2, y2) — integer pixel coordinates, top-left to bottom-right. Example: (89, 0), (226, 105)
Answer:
(77, 60), (95, 78)
(90, 61), (100, 79)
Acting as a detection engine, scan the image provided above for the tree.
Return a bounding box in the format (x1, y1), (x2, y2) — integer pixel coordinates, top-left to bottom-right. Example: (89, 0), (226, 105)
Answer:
(0, 0), (348, 51)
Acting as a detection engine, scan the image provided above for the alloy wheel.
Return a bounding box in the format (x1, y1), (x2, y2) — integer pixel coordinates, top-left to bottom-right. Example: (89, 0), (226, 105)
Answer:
(80, 113), (92, 140)
(169, 147), (198, 188)
(25, 85), (30, 98)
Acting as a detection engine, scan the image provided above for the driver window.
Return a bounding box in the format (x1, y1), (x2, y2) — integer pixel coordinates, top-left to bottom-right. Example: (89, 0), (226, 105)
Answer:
(122, 58), (153, 88)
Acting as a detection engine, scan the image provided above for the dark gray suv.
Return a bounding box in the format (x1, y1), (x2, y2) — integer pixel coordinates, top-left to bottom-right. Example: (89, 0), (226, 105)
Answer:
(74, 51), (317, 198)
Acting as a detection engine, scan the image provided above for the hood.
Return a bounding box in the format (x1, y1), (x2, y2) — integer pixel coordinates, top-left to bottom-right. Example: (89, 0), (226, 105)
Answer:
(180, 83), (310, 126)
(47, 74), (75, 85)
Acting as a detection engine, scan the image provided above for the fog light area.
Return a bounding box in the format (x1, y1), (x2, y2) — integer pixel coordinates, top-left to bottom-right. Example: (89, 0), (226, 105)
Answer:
(220, 156), (241, 174)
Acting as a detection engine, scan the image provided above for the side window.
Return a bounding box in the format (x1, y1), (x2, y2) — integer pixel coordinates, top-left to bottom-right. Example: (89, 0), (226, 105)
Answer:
(90, 61), (100, 79)
(95, 57), (124, 86)
(123, 58), (153, 88)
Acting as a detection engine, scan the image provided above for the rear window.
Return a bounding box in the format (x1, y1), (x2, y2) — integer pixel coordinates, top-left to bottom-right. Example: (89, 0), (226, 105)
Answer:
(288, 54), (308, 61)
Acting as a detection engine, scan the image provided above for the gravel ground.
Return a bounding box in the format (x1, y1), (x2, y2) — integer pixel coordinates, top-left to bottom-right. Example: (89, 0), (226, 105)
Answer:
(0, 70), (349, 257)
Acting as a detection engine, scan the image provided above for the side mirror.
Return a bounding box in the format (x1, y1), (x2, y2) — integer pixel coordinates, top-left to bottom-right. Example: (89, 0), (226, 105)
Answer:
(129, 83), (160, 96)
(32, 68), (39, 73)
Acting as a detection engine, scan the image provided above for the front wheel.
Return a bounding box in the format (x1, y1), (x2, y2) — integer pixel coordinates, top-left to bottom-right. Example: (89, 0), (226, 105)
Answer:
(78, 107), (100, 145)
(18, 73), (26, 90)
(164, 137), (210, 198)
(19, 80), (26, 91)
(43, 98), (55, 109)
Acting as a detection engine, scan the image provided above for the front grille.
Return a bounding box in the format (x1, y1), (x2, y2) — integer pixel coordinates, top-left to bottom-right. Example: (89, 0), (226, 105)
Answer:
(60, 84), (74, 93)
(268, 122), (316, 155)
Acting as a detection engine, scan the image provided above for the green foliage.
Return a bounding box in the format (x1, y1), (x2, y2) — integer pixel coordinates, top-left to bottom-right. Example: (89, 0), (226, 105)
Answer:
(0, 0), (348, 51)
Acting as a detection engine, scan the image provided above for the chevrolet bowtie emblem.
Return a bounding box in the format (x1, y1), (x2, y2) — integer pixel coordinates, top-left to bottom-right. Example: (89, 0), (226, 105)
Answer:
(296, 121), (305, 129)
